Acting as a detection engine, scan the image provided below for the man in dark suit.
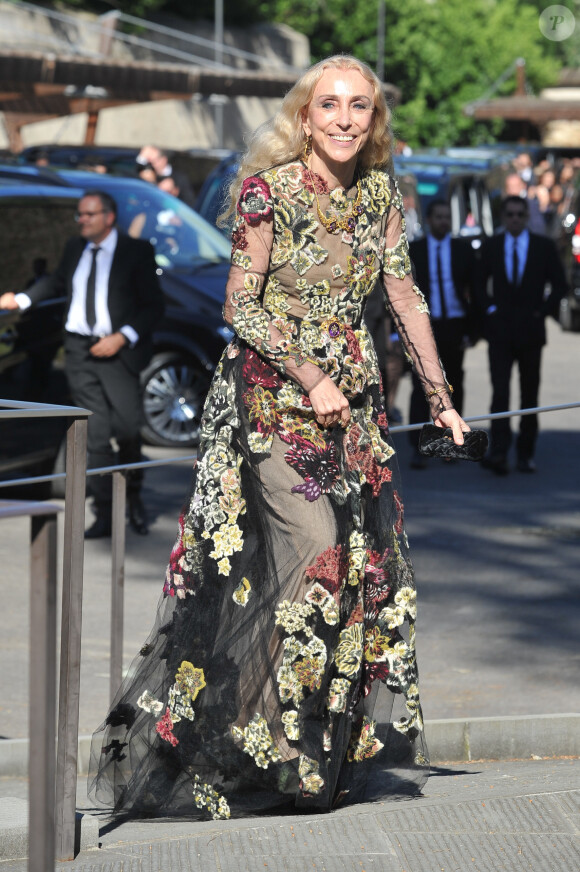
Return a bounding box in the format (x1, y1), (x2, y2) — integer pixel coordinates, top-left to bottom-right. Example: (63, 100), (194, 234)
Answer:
(408, 200), (476, 468)
(476, 196), (568, 475)
(0, 190), (164, 536)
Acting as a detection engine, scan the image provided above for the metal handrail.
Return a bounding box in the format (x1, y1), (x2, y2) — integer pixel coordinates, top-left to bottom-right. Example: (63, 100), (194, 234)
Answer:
(8, 0), (301, 72)
(0, 499), (61, 872)
(0, 400), (90, 868)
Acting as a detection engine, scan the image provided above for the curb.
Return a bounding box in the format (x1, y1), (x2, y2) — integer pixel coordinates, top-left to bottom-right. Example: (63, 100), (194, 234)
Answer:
(0, 798), (98, 862)
(424, 712), (580, 762)
(0, 714), (578, 778)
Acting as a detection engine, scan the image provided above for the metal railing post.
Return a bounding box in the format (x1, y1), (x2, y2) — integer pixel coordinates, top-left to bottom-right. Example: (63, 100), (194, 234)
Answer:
(29, 510), (59, 872)
(55, 417), (88, 861)
(110, 470), (127, 703)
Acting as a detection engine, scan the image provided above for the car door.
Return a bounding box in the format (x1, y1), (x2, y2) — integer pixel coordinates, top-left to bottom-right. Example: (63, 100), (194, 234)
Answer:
(0, 191), (79, 483)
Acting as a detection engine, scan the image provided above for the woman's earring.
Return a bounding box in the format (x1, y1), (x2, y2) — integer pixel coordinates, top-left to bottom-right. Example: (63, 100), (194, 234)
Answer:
(302, 135), (312, 163)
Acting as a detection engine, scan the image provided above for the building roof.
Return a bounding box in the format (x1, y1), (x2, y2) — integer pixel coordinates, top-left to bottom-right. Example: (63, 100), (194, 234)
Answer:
(0, 49), (401, 123)
(465, 95), (580, 124)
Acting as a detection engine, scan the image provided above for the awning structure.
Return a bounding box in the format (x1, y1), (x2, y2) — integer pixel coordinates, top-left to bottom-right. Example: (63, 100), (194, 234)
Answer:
(0, 49), (401, 151)
(465, 96), (580, 124)
(464, 65), (580, 134)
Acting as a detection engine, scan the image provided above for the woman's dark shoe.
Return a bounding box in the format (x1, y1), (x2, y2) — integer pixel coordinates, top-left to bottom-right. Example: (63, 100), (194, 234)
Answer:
(128, 495), (149, 535)
(85, 515), (112, 539)
(482, 454), (509, 476)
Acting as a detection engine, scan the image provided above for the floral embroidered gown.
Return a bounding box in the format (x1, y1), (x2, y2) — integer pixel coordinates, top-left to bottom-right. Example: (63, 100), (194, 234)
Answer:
(89, 162), (454, 822)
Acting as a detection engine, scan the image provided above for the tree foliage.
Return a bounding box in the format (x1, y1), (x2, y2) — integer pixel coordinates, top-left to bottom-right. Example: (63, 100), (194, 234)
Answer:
(56, 0), (567, 146)
(256, 0), (562, 146)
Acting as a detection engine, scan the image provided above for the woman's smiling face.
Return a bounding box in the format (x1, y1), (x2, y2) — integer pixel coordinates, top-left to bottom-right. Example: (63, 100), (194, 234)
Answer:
(302, 67), (375, 181)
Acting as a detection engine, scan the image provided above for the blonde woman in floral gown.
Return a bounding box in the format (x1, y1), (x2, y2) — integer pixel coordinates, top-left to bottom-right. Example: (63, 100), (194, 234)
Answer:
(90, 55), (469, 821)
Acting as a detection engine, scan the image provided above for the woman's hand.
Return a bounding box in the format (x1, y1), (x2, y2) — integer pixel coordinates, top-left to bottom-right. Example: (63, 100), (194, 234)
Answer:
(308, 376), (351, 429)
(433, 408), (470, 445)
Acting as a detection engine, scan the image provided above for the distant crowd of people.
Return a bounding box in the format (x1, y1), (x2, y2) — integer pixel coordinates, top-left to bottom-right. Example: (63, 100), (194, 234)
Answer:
(134, 145), (196, 207)
(503, 151), (580, 251)
(35, 143), (197, 206)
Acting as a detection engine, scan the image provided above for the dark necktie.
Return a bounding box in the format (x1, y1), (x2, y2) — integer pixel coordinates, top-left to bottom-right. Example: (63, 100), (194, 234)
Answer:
(511, 238), (519, 287)
(436, 243), (448, 319)
(85, 246), (100, 331)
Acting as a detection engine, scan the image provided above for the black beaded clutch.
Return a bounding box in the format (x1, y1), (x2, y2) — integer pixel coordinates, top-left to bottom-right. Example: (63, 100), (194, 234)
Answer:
(418, 424), (488, 462)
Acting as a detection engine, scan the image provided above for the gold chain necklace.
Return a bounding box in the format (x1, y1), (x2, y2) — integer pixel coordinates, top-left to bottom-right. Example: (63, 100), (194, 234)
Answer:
(307, 164), (364, 234)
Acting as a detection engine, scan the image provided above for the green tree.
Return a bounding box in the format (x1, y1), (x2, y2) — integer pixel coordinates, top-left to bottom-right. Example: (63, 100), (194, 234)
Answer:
(257, 0), (562, 146)
(523, 0), (579, 67)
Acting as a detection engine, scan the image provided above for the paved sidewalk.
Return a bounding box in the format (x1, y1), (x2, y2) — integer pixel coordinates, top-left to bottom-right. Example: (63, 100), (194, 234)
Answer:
(1, 757), (579, 870)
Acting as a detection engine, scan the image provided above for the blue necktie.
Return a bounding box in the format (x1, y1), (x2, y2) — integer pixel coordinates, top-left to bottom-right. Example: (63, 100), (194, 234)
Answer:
(436, 244), (448, 319)
(511, 239), (519, 287)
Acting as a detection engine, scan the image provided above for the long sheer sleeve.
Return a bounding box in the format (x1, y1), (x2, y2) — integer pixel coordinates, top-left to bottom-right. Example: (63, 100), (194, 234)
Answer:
(381, 182), (454, 419)
(223, 177), (325, 393)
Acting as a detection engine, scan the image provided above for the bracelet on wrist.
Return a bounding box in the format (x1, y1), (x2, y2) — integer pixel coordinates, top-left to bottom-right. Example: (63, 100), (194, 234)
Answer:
(427, 384), (453, 398)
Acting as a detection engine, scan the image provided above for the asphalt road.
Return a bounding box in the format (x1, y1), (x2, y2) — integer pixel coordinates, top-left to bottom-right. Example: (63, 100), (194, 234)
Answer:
(0, 320), (579, 740)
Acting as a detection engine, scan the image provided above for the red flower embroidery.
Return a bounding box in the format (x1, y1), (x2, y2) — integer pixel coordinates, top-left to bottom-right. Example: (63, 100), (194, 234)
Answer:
(346, 424), (393, 497)
(346, 602), (364, 627)
(237, 176), (273, 226)
(376, 411), (388, 431)
(393, 490), (404, 534)
(302, 167), (330, 196)
(305, 545), (347, 594)
(155, 708), (179, 746)
(242, 349), (281, 388)
(164, 513), (187, 595)
(231, 225), (248, 252)
(363, 550), (391, 621)
(345, 327), (363, 364)
(363, 662), (390, 696)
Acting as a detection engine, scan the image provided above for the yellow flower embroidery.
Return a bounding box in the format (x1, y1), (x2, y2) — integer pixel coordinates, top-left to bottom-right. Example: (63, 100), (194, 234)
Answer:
(217, 557), (231, 576)
(334, 623), (364, 678)
(210, 522), (244, 559)
(175, 661), (206, 703)
(232, 713), (282, 769)
(233, 577), (251, 607)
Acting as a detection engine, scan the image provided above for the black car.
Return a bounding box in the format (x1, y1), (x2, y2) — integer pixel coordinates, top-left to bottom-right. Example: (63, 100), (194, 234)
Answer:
(0, 177), (233, 489)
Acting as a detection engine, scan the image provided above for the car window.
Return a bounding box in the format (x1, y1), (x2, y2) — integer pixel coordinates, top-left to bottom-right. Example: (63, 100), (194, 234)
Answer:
(196, 171), (235, 231)
(0, 198), (77, 293)
(112, 186), (231, 269)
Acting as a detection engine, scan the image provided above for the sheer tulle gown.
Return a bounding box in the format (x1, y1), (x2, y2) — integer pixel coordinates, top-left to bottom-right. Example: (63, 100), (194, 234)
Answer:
(89, 163), (452, 821)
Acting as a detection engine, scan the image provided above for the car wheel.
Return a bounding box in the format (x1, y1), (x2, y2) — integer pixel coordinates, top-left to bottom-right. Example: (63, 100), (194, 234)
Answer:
(141, 352), (211, 448)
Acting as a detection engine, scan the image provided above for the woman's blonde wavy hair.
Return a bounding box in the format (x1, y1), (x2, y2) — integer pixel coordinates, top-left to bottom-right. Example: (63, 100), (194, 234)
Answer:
(220, 54), (393, 225)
